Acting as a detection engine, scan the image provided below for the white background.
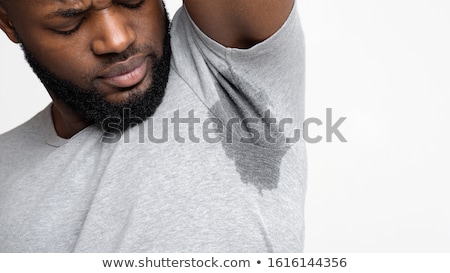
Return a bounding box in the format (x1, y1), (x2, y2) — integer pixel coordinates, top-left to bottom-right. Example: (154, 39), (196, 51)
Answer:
(1, 0), (449, 252)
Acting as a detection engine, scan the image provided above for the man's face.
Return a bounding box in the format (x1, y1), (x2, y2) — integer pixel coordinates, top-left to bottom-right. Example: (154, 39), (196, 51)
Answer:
(4, 0), (171, 131)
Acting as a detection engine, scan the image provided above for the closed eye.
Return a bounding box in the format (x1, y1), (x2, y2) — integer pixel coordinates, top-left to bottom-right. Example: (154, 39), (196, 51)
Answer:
(51, 0), (145, 36)
(54, 17), (86, 36)
(119, 0), (145, 9)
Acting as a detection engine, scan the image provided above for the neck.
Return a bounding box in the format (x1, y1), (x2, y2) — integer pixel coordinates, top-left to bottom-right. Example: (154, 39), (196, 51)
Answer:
(51, 101), (91, 139)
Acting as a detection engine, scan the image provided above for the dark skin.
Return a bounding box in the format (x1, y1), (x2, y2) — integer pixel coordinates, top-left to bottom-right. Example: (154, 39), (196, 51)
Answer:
(0, 0), (294, 138)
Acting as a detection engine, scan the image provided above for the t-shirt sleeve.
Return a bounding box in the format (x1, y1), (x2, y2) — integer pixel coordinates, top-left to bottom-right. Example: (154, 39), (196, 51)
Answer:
(170, 0), (305, 146)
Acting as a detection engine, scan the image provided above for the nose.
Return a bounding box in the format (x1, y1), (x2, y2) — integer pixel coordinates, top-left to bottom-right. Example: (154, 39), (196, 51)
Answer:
(90, 9), (136, 55)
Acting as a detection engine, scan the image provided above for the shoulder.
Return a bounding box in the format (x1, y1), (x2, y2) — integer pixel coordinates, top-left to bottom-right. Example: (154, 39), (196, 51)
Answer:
(0, 106), (51, 160)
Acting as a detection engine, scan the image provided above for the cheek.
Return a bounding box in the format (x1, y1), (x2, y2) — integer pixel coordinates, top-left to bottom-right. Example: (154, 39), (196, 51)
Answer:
(14, 17), (92, 80)
(23, 33), (95, 85)
(133, 3), (167, 54)
(45, 47), (96, 87)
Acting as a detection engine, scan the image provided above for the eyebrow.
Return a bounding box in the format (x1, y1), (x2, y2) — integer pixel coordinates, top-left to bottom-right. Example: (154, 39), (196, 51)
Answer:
(45, 8), (88, 19)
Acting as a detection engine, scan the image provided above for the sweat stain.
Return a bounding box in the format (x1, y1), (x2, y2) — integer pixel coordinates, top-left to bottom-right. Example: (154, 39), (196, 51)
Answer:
(209, 96), (290, 193)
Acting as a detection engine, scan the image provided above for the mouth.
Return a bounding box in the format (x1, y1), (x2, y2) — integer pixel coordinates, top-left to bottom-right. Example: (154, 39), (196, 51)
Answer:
(99, 55), (149, 89)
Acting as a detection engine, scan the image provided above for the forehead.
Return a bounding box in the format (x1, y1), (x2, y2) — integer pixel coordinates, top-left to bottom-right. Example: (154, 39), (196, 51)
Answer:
(12, 0), (119, 18)
(37, 0), (109, 4)
(37, 0), (113, 7)
(20, 0), (113, 10)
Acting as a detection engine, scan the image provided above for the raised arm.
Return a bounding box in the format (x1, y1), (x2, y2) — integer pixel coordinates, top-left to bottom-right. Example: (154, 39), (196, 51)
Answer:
(183, 0), (295, 49)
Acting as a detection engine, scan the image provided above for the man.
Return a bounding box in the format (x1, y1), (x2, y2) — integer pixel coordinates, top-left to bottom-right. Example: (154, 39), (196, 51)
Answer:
(0, 0), (306, 252)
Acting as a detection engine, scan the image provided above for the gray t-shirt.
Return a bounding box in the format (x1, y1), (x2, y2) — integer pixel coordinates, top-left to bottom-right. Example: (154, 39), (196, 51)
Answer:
(0, 3), (306, 252)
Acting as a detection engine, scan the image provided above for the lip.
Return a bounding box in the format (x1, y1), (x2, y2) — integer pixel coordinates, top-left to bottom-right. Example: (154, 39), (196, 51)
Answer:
(99, 55), (148, 88)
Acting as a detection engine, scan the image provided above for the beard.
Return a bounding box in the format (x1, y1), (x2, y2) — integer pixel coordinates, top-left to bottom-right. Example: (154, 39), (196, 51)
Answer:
(19, 13), (171, 135)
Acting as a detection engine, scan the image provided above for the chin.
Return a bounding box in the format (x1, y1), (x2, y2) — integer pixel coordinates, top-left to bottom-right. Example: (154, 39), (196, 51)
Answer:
(103, 76), (153, 106)
(104, 87), (145, 105)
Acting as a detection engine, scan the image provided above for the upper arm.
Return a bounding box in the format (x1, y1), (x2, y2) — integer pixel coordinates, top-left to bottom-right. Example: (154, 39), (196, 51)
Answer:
(182, 0), (295, 49)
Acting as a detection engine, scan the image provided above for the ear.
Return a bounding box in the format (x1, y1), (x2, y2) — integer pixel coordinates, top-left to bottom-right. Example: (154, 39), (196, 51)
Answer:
(0, 4), (20, 43)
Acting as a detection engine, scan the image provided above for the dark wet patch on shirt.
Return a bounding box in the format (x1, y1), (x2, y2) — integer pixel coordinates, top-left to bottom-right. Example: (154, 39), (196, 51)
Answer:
(222, 140), (289, 193)
(208, 100), (290, 193)
(201, 68), (293, 192)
